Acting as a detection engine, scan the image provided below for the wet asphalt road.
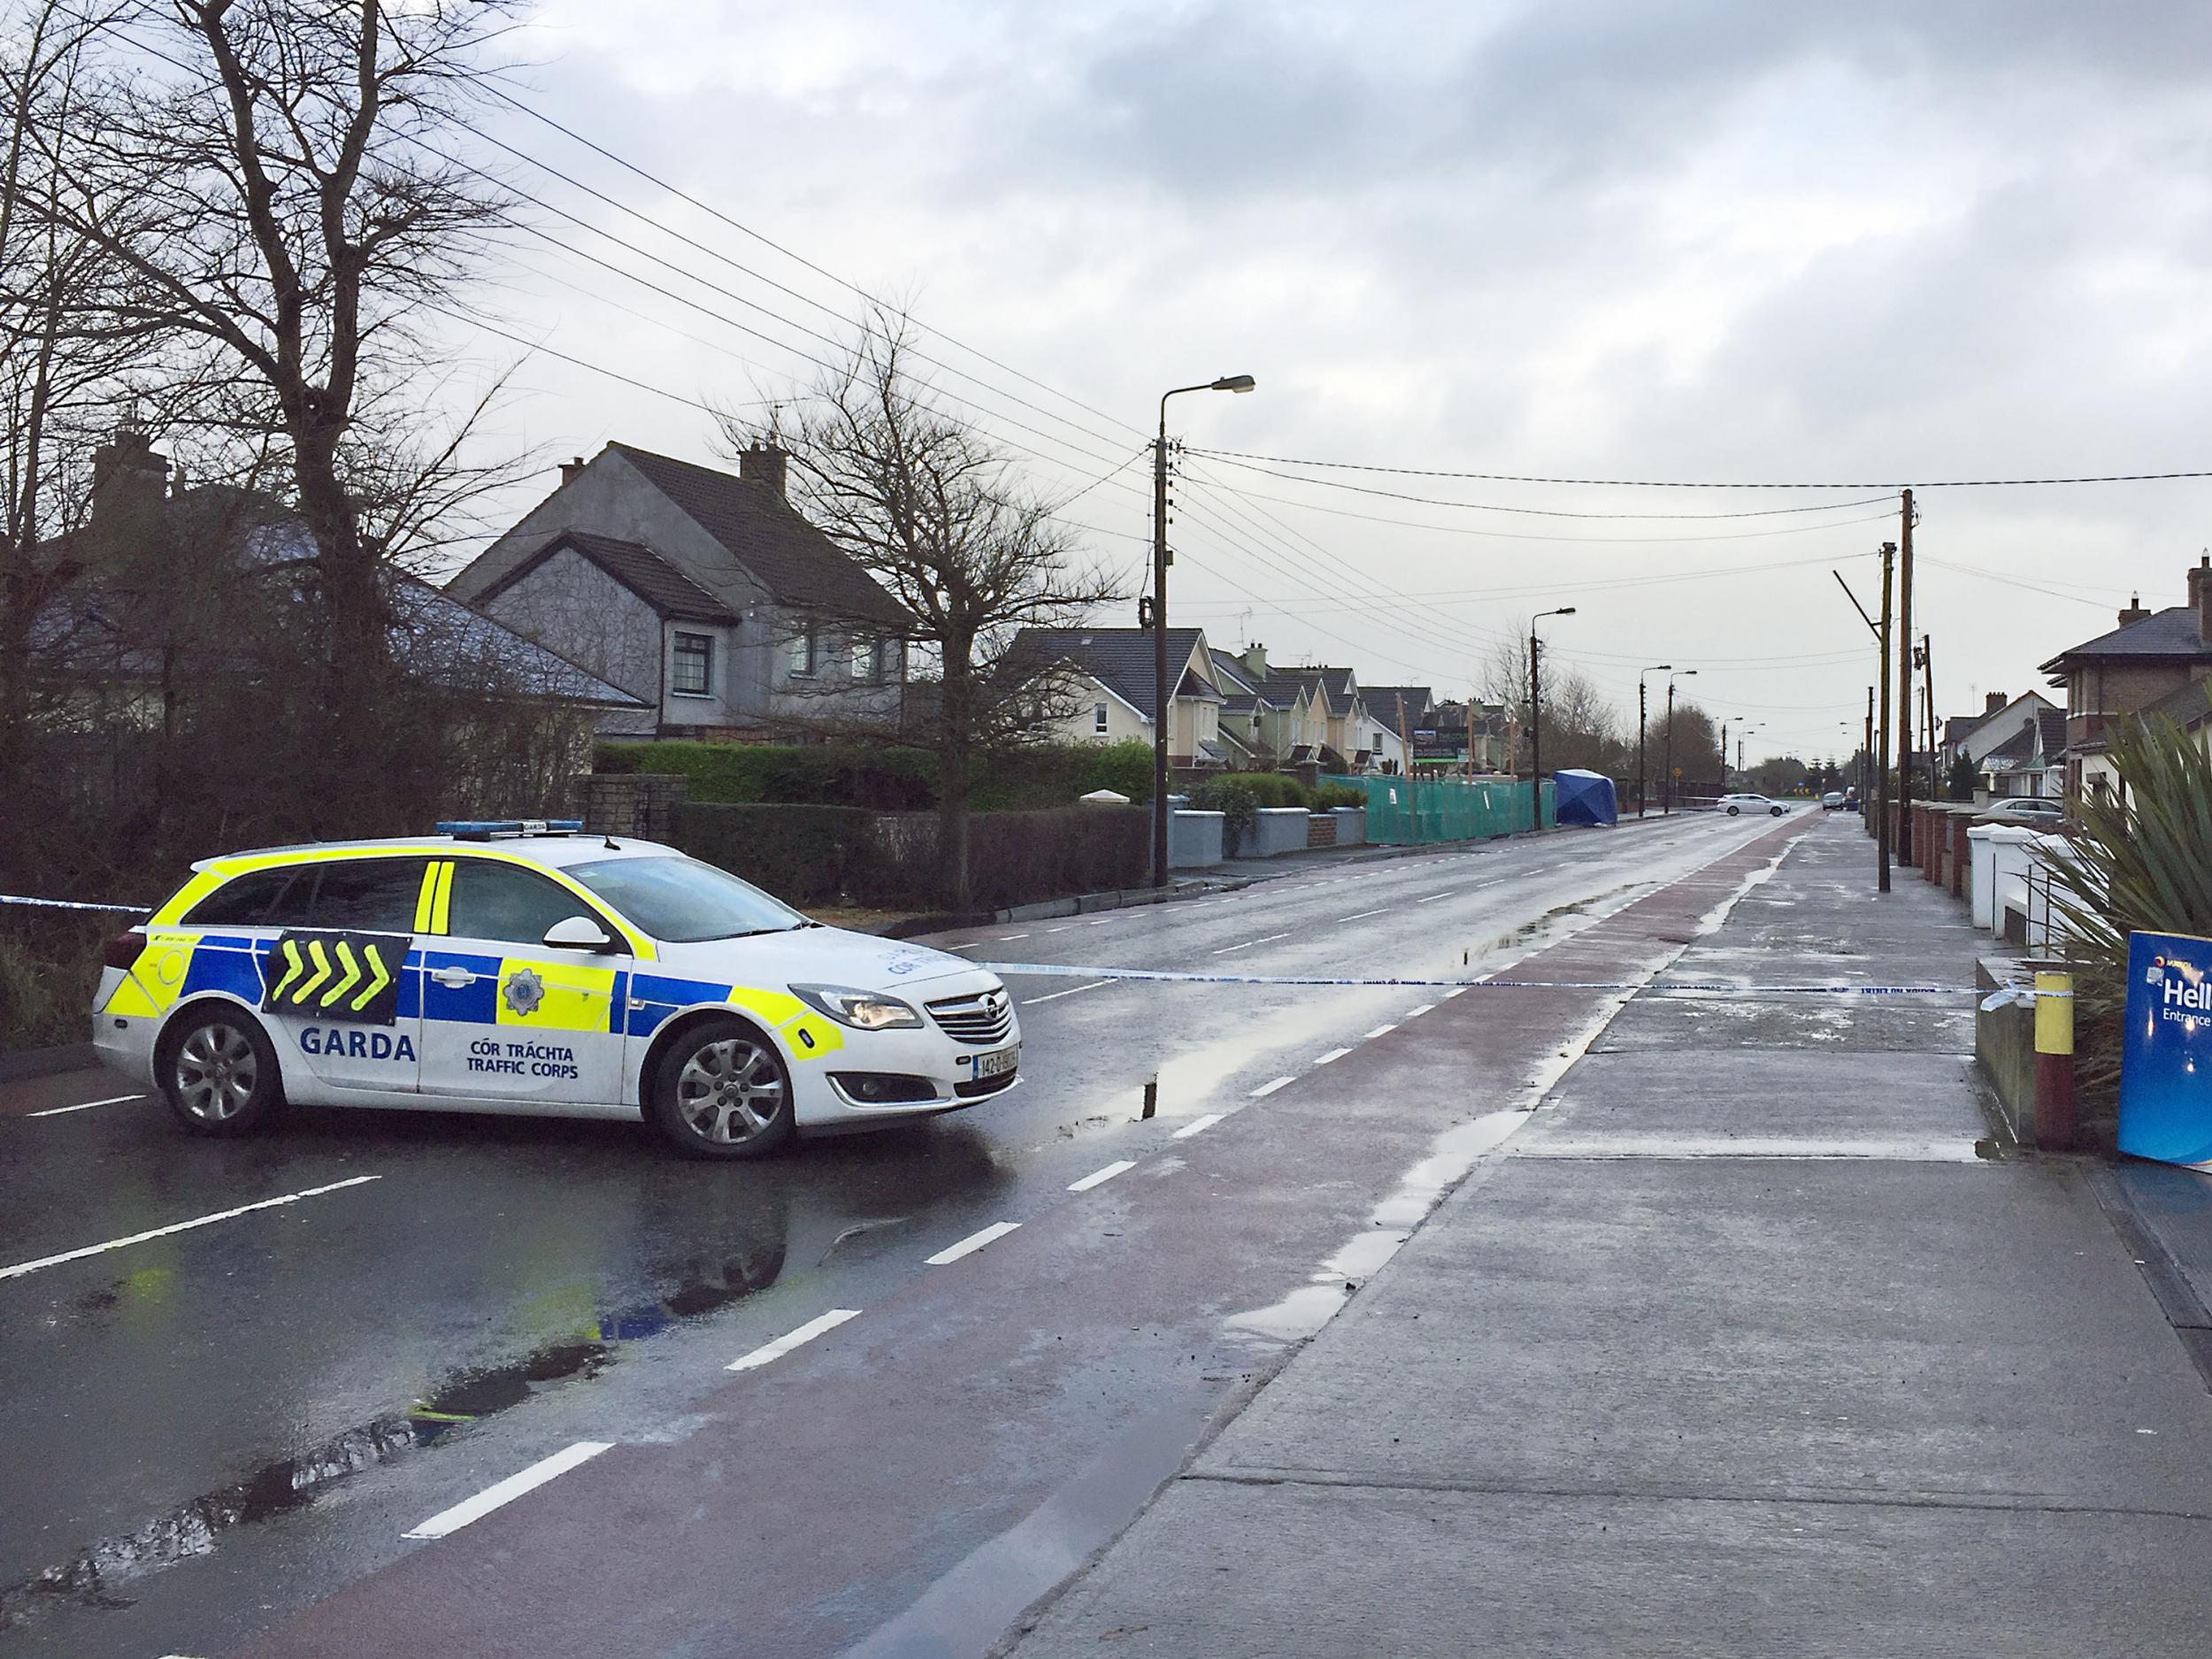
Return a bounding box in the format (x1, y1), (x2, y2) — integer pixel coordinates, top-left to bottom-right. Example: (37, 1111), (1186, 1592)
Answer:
(0, 810), (1793, 1657)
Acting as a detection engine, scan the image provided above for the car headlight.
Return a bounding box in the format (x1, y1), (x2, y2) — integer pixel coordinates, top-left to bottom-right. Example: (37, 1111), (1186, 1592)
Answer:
(790, 983), (923, 1031)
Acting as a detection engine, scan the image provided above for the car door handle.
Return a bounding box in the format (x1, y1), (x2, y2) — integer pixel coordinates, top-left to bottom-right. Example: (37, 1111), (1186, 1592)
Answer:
(430, 966), (478, 987)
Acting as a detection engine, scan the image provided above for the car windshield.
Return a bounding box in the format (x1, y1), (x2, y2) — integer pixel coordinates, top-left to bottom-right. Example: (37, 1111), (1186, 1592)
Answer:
(565, 856), (806, 943)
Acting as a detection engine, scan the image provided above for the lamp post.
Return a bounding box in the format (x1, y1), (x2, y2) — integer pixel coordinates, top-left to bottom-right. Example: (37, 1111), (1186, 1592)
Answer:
(1663, 669), (1697, 813)
(1528, 607), (1577, 832)
(1151, 373), (1256, 887)
(1636, 664), (1671, 819)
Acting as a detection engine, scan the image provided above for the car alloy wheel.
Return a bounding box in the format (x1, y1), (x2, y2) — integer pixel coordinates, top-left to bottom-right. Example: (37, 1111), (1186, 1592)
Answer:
(651, 1017), (796, 1158)
(161, 1007), (282, 1135)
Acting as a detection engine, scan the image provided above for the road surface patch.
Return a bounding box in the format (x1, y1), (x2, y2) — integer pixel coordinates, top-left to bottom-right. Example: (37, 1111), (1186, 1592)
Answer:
(0, 1174), (381, 1281)
(727, 1308), (863, 1371)
(925, 1221), (1021, 1264)
(1068, 1161), (1138, 1192)
(401, 1441), (612, 1540)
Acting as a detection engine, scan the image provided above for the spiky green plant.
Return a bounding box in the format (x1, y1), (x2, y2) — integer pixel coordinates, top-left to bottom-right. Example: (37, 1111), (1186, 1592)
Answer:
(2044, 712), (2212, 1099)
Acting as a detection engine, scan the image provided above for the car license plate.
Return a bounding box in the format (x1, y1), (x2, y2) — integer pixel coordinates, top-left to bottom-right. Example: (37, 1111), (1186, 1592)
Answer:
(972, 1046), (1018, 1080)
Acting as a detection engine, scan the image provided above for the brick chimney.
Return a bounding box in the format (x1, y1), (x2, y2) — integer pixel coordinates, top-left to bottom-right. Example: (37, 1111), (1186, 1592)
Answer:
(2193, 554), (2212, 644)
(558, 455), (586, 486)
(1984, 691), (2006, 715)
(2117, 592), (2150, 627)
(740, 443), (788, 497)
(89, 427), (169, 524)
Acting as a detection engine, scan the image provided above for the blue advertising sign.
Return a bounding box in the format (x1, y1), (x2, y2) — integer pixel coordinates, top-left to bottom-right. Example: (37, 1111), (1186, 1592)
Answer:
(2119, 930), (2212, 1168)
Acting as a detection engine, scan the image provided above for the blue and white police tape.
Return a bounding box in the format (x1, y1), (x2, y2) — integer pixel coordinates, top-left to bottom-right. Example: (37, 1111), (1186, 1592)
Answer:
(979, 961), (1974, 995)
(1, 894), (150, 915)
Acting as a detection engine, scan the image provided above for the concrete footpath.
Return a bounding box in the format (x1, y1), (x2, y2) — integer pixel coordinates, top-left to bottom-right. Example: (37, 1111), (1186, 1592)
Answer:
(1001, 819), (2212, 1656)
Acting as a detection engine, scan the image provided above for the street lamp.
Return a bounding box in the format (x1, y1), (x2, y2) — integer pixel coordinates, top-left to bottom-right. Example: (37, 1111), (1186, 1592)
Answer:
(1663, 669), (1697, 814)
(1529, 607), (1577, 832)
(1152, 373), (1256, 887)
(1636, 664), (1671, 819)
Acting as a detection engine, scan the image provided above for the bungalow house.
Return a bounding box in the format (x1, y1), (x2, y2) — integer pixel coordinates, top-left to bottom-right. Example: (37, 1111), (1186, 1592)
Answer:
(447, 442), (913, 740)
(1938, 690), (2059, 789)
(2039, 556), (2212, 795)
(1976, 705), (2069, 799)
(1009, 626), (1228, 767)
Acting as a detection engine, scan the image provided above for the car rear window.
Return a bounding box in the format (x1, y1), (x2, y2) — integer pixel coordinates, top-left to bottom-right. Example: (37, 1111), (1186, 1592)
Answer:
(184, 868), (305, 927)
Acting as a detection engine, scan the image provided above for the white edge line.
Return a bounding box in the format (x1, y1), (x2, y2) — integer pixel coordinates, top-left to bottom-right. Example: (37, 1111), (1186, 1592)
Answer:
(1068, 1160), (1139, 1192)
(1022, 979), (1113, 1006)
(27, 1093), (143, 1118)
(1248, 1076), (1294, 1097)
(0, 1175), (381, 1281)
(402, 1440), (613, 1540)
(1171, 1112), (1227, 1139)
(925, 1220), (1021, 1264)
(726, 1307), (862, 1371)
(1315, 1046), (1353, 1065)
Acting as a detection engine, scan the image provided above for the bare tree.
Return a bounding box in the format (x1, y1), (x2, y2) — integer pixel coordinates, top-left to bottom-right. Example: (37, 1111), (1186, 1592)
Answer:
(721, 311), (1122, 907)
(1475, 626), (1626, 777)
(40, 0), (521, 826)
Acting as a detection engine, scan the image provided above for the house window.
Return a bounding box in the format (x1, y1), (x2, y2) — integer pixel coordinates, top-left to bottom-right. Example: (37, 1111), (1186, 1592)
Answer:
(672, 631), (713, 697)
(851, 636), (877, 682)
(1376, 730), (1386, 752)
(1093, 701), (1110, 734)
(789, 628), (817, 678)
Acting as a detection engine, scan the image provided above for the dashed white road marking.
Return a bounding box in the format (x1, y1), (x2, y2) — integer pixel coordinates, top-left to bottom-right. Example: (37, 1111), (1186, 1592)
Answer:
(1045, 925), (1075, 933)
(1336, 908), (1391, 922)
(926, 1221), (1021, 1264)
(998, 933), (1030, 941)
(1022, 979), (1113, 1006)
(1363, 1024), (1398, 1040)
(1211, 932), (1291, 956)
(1068, 1160), (1138, 1192)
(1415, 891), (1456, 903)
(1087, 918), (1112, 926)
(1315, 1046), (1353, 1065)
(1248, 1076), (1295, 1097)
(27, 1093), (142, 1118)
(1404, 1003), (1434, 1018)
(945, 942), (982, 952)
(402, 1441), (612, 1540)
(1172, 1113), (1226, 1139)
(0, 1175), (381, 1282)
(727, 1308), (862, 1371)
(1442, 987), (1469, 1000)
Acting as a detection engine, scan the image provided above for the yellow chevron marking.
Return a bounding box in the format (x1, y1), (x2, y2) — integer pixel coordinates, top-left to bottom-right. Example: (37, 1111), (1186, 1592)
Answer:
(270, 939), (305, 1003)
(351, 943), (394, 1012)
(299, 939), (333, 1005)
(321, 940), (363, 1009)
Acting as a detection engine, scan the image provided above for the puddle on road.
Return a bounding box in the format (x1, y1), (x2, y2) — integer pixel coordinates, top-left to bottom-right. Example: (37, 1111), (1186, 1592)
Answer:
(0, 1252), (786, 1631)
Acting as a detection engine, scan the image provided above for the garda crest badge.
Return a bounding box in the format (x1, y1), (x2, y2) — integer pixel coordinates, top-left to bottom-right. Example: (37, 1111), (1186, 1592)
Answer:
(502, 966), (546, 1018)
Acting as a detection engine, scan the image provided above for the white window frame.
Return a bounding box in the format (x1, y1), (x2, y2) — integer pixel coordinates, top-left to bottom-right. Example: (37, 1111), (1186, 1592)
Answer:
(671, 631), (714, 699)
(1093, 701), (1110, 734)
(851, 635), (877, 682)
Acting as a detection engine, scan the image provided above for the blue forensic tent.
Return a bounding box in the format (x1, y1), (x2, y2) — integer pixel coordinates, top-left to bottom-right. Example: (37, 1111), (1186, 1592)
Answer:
(1553, 769), (1617, 827)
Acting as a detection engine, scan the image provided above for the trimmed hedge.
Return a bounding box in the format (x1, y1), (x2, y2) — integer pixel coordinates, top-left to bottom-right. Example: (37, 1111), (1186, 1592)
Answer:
(672, 801), (1150, 911)
(1237, 772), (1312, 810)
(1314, 782), (1366, 810)
(672, 803), (878, 906)
(601, 739), (1158, 810)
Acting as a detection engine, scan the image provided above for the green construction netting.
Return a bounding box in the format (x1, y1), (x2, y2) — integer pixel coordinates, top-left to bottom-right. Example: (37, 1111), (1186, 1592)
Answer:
(1323, 775), (1550, 844)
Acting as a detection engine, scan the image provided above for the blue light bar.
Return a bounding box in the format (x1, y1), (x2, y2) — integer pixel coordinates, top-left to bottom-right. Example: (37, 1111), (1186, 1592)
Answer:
(434, 818), (584, 839)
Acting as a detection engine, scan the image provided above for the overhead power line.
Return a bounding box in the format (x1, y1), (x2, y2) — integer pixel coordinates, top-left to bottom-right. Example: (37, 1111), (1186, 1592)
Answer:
(1185, 446), (2212, 492)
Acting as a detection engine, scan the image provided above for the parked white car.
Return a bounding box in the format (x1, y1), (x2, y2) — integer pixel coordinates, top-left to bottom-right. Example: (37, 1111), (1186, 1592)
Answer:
(1719, 793), (1789, 817)
(91, 822), (1019, 1159)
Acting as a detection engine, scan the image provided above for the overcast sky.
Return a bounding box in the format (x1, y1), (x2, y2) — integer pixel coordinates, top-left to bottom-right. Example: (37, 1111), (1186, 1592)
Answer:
(442, 0), (2212, 760)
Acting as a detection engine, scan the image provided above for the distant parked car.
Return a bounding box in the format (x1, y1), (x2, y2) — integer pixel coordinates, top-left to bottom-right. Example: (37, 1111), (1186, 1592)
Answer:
(1718, 793), (1787, 817)
(1984, 797), (2066, 823)
(1820, 791), (1846, 810)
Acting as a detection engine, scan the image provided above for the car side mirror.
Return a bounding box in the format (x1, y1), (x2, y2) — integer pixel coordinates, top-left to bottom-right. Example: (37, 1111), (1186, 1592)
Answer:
(543, 915), (618, 953)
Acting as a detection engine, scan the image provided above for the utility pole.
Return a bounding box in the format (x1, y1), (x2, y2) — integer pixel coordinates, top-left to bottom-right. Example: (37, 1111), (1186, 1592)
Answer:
(1878, 539), (1895, 892)
(1527, 627), (1541, 832)
(1664, 680), (1677, 816)
(1919, 634), (1936, 799)
(1394, 691), (1412, 780)
(1864, 688), (1874, 810)
(1636, 664), (1671, 819)
(1718, 721), (1728, 792)
(1896, 488), (1915, 862)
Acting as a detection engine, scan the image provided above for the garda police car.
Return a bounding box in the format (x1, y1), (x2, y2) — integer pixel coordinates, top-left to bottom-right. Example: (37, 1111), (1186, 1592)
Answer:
(91, 821), (1020, 1158)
